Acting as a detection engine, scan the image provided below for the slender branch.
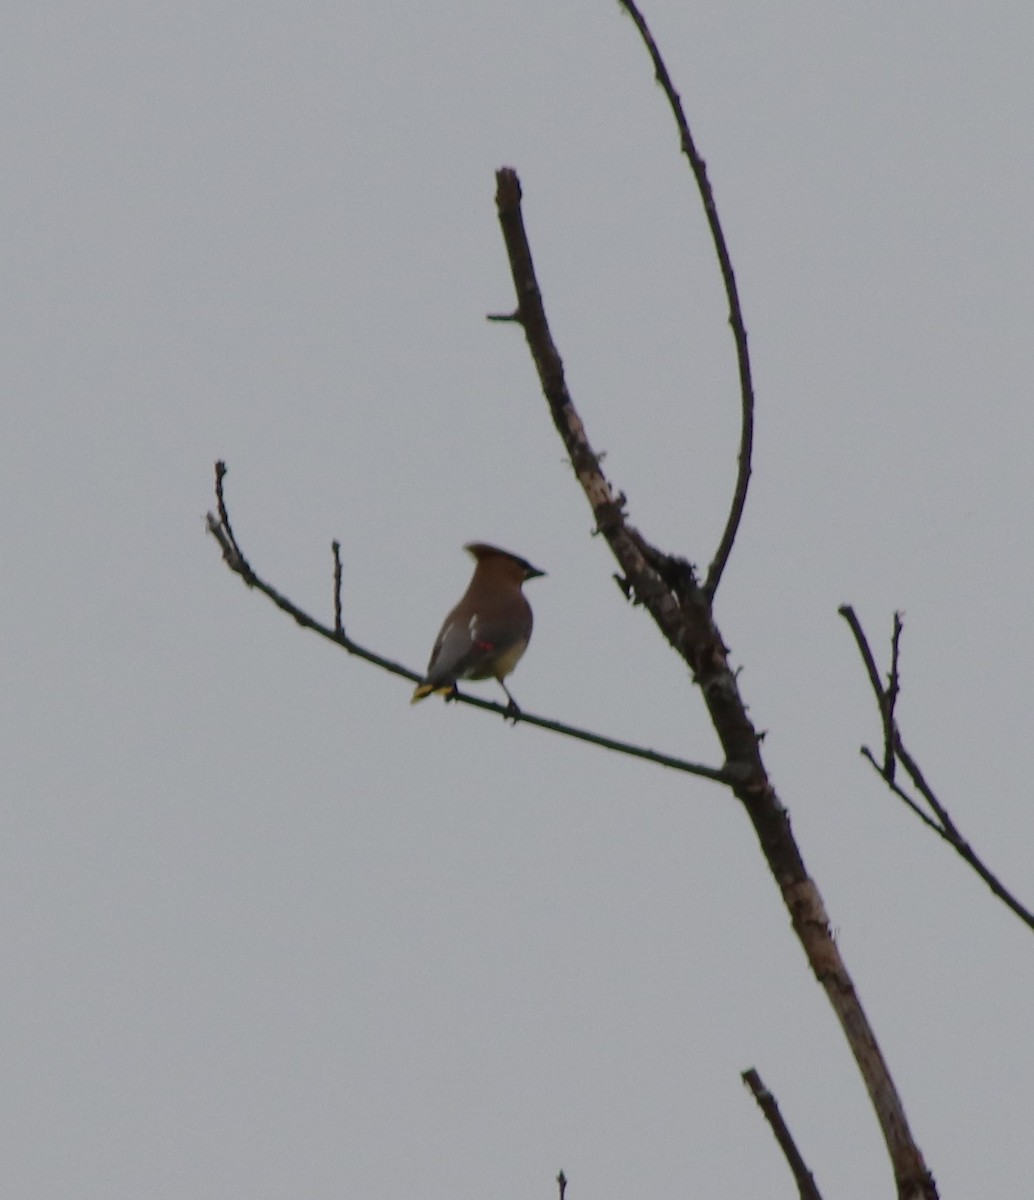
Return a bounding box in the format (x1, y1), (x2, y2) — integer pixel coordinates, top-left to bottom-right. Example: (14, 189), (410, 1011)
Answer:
(860, 748), (943, 835)
(213, 460), (244, 563)
(617, 0), (755, 602)
(883, 613), (903, 779)
(837, 604), (884, 699)
(859, 747), (1034, 933)
(332, 540), (345, 637)
(741, 1069), (824, 1200)
(839, 604), (900, 781)
(840, 605), (1034, 932)
(556, 1170), (567, 1200)
(894, 738), (1034, 931)
(493, 169), (936, 1200)
(206, 463), (727, 785)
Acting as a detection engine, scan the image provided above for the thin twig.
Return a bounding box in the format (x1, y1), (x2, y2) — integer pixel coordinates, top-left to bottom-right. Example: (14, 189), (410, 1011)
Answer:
(894, 736), (1034, 929)
(332, 540), (345, 637)
(860, 747), (1034, 931)
(617, 0), (755, 602)
(892, 734), (955, 832)
(742, 1069), (824, 1200)
(841, 605), (1034, 933)
(837, 605), (884, 700)
(210, 460), (247, 571)
(882, 613), (903, 778)
(556, 1170), (567, 1200)
(860, 748), (943, 834)
(206, 464), (728, 785)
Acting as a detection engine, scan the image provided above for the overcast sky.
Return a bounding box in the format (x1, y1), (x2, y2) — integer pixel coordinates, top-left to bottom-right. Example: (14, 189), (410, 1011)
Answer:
(4, 3), (1033, 1198)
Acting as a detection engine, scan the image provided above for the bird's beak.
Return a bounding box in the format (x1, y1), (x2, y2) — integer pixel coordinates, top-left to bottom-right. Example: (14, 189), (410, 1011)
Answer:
(524, 565), (546, 581)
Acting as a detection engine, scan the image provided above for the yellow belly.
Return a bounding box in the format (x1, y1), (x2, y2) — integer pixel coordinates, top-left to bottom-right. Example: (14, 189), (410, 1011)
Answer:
(467, 638), (528, 682)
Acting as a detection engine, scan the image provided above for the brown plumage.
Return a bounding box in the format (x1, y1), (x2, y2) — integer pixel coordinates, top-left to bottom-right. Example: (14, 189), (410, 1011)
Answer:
(411, 542), (545, 714)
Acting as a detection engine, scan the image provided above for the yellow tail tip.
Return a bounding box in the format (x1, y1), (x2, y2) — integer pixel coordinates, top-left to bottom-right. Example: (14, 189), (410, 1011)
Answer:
(411, 682), (457, 704)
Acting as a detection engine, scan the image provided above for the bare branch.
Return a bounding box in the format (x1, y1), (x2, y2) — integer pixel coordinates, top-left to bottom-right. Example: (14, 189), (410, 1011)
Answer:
(493, 169), (936, 1200)
(839, 604), (899, 783)
(859, 748), (943, 835)
(206, 463), (727, 785)
(617, 0), (755, 602)
(332, 540), (345, 637)
(841, 605), (1034, 933)
(884, 612), (903, 778)
(741, 1068), (824, 1200)
(556, 1170), (567, 1200)
(837, 604), (885, 703)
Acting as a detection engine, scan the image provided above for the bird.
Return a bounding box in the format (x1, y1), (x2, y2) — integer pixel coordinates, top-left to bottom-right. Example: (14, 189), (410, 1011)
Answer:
(411, 542), (545, 716)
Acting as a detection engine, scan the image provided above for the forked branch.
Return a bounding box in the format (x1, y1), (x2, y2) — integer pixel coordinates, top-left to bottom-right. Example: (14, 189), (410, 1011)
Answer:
(840, 605), (1034, 933)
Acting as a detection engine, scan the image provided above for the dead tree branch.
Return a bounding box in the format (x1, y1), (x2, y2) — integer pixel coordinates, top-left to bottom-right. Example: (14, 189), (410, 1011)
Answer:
(618, 0), (755, 603)
(493, 166), (935, 1200)
(840, 605), (1034, 933)
(742, 1068), (824, 1200)
(206, 462), (728, 785)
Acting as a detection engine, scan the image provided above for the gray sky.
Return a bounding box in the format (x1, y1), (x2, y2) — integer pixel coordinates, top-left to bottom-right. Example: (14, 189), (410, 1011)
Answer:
(4, 3), (1033, 1197)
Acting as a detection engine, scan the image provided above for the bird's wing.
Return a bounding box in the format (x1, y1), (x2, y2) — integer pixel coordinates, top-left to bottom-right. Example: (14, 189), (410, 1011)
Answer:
(424, 611), (526, 686)
(423, 615), (474, 686)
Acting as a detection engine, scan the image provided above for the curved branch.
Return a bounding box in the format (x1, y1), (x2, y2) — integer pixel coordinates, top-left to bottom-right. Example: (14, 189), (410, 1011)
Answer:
(493, 168), (936, 1200)
(618, 0), (755, 602)
(206, 463), (727, 785)
(840, 605), (1034, 933)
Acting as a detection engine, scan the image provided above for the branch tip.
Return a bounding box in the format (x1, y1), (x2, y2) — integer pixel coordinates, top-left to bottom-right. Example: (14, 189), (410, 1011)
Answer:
(332, 540), (345, 637)
(742, 1068), (824, 1200)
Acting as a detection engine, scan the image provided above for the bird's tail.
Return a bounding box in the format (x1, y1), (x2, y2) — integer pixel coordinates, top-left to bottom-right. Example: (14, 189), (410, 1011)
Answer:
(411, 681), (453, 704)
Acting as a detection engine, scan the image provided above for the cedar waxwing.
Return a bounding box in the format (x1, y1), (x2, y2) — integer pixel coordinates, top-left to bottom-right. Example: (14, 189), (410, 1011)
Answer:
(411, 542), (545, 713)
